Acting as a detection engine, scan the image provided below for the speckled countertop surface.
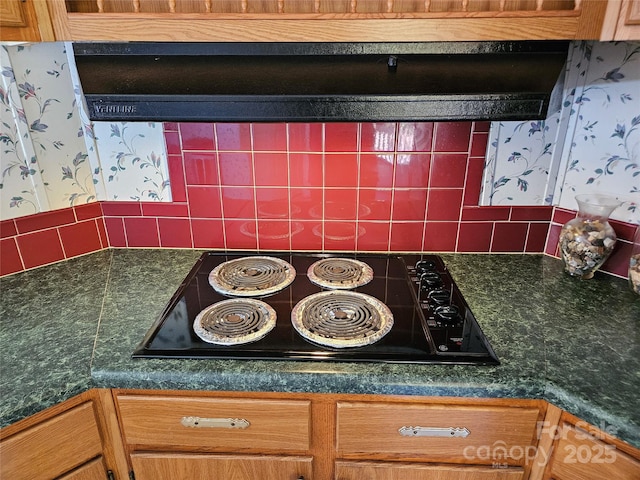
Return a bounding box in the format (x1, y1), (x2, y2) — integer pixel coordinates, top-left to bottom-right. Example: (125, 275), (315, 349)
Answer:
(1, 249), (638, 447)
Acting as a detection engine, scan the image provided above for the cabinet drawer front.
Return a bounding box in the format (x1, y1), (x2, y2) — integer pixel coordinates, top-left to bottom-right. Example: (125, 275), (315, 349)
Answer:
(0, 402), (103, 480)
(549, 425), (640, 479)
(336, 402), (540, 465)
(117, 395), (311, 452)
(336, 460), (524, 480)
(131, 452), (312, 480)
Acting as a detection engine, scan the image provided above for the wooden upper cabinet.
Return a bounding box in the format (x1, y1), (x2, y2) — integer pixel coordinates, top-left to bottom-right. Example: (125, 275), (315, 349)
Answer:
(601, 0), (640, 39)
(46, 0), (609, 41)
(0, 0), (55, 41)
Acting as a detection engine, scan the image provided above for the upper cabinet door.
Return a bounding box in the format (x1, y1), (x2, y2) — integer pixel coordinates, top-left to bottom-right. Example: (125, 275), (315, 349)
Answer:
(0, 0), (55, 41)
(601, 0), (640, 40)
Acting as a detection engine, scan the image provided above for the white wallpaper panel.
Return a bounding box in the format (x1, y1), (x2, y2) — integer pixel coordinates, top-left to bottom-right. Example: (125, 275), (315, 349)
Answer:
(0, 42), (170, 222)
(482, 41), (640, 224)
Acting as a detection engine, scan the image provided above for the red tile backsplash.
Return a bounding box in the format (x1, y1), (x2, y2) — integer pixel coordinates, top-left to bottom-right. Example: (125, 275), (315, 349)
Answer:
(59, 220), (103, 258)
(491, 222), (529, 252)
(0, 219), (18, 239)
(457, 222), (493, 253)
(325, 123), (358, 152)
(17, 229), (65, 269)
(158, 217), (192, 248)
(325, 154), (358, 187)
(252, 123), (287, 151)
(289, 153), (323, 187)
(218, 152), (253, 186)
(426, 189), (463, 221)
(254, 153), (289, 186)
(359, 154), (394, 188)
(361, 123), (396, 152)
(430, 153), (468, 188)
(433, 122), (472, 152)
(216, 123), (252, 151)
(2, 121), (636, 279)
(124, 217), (160, 247)
(183, 151), (219, 185)
(15, 208), (76, 234)
(74, 202), (103, 221)
(179, 123), (216, 150)
(0, 238), (23, 276)
(191, 218), (225, 249)
(289, 123), (323, 152)
(397, 123), (433, 152)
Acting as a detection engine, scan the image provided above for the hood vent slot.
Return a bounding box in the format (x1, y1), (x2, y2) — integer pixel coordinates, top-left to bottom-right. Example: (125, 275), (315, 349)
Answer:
(73, 41), (569, 122)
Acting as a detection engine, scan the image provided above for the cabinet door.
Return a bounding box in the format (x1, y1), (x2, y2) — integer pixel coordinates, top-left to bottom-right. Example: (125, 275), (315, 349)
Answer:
(546, 424), (640, 479)
(0, 0), (54, 41)
(0, 403), (103, 480)
(336, 460), (524, 480)
(131, 452), (312, 480)
(59, 457), (109, 480)
(601, 0), (640, 40)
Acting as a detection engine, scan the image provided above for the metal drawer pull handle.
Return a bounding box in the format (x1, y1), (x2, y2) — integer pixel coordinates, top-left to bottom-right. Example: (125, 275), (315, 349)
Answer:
(398, 426), (470, 438)
(181, 416), (250, 429)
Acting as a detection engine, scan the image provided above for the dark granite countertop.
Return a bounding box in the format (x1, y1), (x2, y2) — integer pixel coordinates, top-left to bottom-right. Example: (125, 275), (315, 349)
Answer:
(1, 249), (638, 448)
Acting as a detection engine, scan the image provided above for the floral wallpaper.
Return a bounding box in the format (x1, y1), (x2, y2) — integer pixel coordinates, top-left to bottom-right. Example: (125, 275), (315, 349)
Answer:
(92, 122), (171, 202)
(482, 41), (640, 225)
(1, 42), (94, 220)
(0, 42), (171, 222)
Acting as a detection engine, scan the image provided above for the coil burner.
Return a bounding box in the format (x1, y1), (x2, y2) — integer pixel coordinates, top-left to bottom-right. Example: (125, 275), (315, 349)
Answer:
(307, 258), (374, 289)
(193, 298), (276, 345)
(291, 291), (393, 348)
(208, 256), (295, 297)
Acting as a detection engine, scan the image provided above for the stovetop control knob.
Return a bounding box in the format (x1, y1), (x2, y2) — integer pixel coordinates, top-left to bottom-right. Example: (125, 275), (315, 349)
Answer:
(415, 260), (437, 276)
(428, 289), (451, 307)
(435, 305), (460, 324)
(420, 271), (443, 292)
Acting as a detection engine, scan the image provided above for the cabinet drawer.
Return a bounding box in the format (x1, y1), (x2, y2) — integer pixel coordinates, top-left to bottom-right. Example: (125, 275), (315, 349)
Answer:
(0, 402), (103, 480)
(336, 460), (524, 480)
(336, 402), (540, 465)
(131, 452), (313, 480)
(549, 425), (640, 479)
(117, 395), (311, 452)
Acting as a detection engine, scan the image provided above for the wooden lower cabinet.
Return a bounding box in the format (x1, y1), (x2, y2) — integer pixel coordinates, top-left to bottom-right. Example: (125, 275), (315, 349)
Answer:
(541, 412), (640, 480)
(0, 390), (128, 480)
(2, 389), (640, 480)
(335, 460), (524, 480)
(130, 452), (312, 480)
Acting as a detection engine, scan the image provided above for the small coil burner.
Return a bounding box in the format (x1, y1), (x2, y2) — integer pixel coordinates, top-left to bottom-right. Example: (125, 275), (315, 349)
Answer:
(208, 256), (295, 297)
(291, 291), (393, 348)
(193, 298), (276, 345)
(307, 258), (374, 289)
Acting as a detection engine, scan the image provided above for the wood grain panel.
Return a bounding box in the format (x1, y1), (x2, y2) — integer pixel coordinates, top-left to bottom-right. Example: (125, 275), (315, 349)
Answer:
(337, 402), (541, 466)
(58, 457), (109, 480)
(130, 452), (312, 480)
(336, 460), (525, 480)
(546, 424), (640, 479)
(0, 402), (103, 480)
(117, 394), (311, 452)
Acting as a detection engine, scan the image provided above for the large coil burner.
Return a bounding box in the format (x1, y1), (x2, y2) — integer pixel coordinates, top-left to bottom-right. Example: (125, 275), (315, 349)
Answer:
(208, 256), (295, 297)
(291, 291), (393, 348)
(193, 298), (276, 345)
(307, 258), (373, 290)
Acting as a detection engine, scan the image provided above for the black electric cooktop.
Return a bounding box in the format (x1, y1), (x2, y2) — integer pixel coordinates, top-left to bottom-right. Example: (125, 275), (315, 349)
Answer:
(133, 252), (499, 365)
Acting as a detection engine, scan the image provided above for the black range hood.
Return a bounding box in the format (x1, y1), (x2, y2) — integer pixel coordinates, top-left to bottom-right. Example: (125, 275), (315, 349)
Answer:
(73, 41), (569, 123)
